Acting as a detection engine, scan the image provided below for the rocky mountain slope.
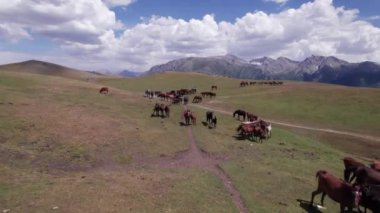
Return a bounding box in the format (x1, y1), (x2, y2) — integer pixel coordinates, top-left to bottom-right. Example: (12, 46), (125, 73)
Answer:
(147, 55), (380, 87)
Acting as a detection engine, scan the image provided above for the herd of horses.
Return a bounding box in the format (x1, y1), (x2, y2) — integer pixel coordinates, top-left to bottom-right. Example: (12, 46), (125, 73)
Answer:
(151, 103), (170, 118)
(310, 157), (380, 212)
(240, 81), (284, 87)
(98, 84), (380, 212)
(232, 109), (271, 143)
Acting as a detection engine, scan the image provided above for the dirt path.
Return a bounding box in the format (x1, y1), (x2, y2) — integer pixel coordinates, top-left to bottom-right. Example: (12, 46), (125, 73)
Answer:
(190, 104), (380, 143)
(185, 127), (248, 213)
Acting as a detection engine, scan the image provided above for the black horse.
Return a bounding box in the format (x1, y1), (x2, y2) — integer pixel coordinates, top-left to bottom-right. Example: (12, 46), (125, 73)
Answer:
(233, 109), (246, 120)
(206, 111), (213, 124)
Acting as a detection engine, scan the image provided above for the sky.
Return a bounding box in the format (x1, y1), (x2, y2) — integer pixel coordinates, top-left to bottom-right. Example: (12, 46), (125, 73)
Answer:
(0, 0), (379, 73)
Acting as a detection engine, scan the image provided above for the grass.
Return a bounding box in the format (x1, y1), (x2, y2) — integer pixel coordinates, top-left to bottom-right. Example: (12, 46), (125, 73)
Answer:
(0, 70), (378, 212)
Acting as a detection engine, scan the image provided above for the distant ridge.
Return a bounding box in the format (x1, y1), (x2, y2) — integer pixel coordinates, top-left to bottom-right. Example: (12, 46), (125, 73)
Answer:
(0, 60), (100, 80)
(147, 55), (380, 87)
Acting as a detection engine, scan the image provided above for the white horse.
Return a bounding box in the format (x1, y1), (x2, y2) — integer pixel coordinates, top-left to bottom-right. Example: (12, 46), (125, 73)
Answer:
(266, 123), (272, 138)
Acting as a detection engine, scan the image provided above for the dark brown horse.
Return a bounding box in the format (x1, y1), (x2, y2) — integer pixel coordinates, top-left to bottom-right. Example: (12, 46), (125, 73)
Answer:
(233, 109), (246, 120)
(310, 170), (361, 212)
(246, 112), (258, 121)
(99, 87), (109, 94)
(152, 103), (161, 117)
(183, 110), (196, 125)
(192, 95), (202, 103)
(211, 85), (217, 90)
(159, 104), (170, 118)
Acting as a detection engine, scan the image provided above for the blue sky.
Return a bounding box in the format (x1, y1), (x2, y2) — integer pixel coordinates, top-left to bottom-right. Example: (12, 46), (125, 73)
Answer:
(0, 0), (379, 72)
(119, 0), (380, 26)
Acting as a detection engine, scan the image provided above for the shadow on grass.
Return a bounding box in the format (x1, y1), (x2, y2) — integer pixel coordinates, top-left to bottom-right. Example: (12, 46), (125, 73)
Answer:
(179, 122), (188, 126)
(296, 199), (322, 213)
(297, 199), (360, 213)
(232, 135), (259, 143)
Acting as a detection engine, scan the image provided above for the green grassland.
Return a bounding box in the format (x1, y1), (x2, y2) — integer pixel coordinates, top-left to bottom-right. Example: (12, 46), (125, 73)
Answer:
(0, 69), (379, 212)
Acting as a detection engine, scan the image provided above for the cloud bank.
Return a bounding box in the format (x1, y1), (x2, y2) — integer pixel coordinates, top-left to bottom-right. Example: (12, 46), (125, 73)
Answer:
(0, 0), (379, 72)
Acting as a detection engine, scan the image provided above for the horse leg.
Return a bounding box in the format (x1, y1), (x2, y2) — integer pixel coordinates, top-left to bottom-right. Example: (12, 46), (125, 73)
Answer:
(344, 169), (351, 182)
(321, 192), (326, 206)
(310, 189), (321, 207)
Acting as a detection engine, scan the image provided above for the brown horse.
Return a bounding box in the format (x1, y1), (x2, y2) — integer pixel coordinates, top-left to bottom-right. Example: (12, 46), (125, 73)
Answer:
(233, 109), (246, 120)
(310, 170), (361, 212)
(370, 161), (380, 172)
(183, 110), (196, 125)
(211, 85), (217, 90)
(152, 103), (161, 117)
(160, 104), (170, 118)
(343, 157), (366, 183)
(192, 95), (202, 103)
(99, 87), (109, 94)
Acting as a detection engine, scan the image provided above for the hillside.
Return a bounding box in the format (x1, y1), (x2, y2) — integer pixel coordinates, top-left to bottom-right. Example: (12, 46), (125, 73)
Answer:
(147, 55), (380, 87)
(1, 70), (379, 212)
(0, 60), (100, 80)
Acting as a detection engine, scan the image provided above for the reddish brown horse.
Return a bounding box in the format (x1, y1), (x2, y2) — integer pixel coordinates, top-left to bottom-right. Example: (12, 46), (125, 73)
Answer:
(236, 121), (266, 142)
(99, 87), (109, 94)
(370, 161), (380, 172)
(343, 157), (365, 183)
(310, 170), (361, 212)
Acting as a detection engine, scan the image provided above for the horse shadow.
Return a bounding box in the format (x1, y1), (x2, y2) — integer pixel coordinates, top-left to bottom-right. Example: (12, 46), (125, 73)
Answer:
(296, 199), (322, 213)
(201, 121), (214, 129)
(296, 199), (360, 213)
(179, 122), (188, 126)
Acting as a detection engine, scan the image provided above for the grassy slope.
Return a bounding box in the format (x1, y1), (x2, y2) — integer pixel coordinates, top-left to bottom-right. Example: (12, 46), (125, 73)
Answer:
(0, 60), (100, 81)
(100, 72), (380, 136)
(0, 70), (378, 212)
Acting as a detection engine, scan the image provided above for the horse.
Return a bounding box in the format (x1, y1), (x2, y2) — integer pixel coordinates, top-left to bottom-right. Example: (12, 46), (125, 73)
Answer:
(201, 92), (210, 97)
(370, 161), (380, 172)
(99, 87), (109, 94)
(190, 113), (196, 125)
(211, 85), (217, 90)
(183, 110), (192, 125)
(233, 109), (246, 120)
(343, 157), (366, 183)
(192, 96), (202, 103)
(236, 121), (267, 142)
(354, 166), (380, 186)
(183, 110), (196, 125)
(240, 81), (248, 87)
(359, 185), (380, 213)
(209, 92), (216, 98)
(159, 104), (170, 118)
(259, 120), (272, 138)
(211, 116), (217, 128)
(246, 112), (258, 122)
(152, 103), (161, 117)
(206, 111), (213, 124)
(183, 96), (189, 105)
(310, 170), (361, 212)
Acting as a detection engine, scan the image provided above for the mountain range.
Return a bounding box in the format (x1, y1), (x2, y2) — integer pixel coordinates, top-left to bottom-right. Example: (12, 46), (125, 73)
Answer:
(147, 55), (380, 87)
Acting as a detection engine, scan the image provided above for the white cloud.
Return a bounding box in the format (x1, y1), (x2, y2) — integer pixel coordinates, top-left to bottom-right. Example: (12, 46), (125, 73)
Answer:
(264, 0), (289, 5)
(102, 0), (135, 8)
(1, 0), (380, 72)
(0, 0), (118, 43)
